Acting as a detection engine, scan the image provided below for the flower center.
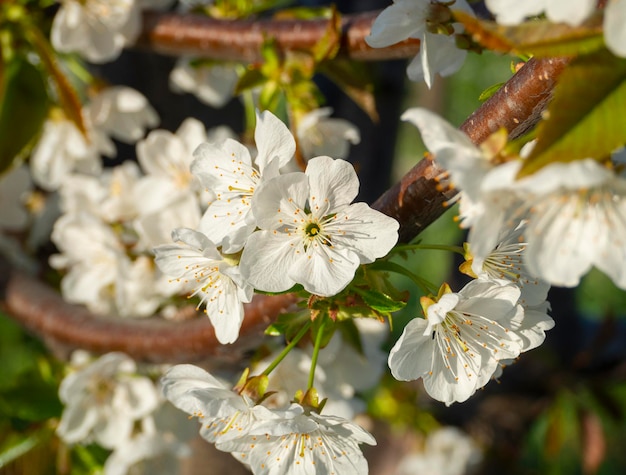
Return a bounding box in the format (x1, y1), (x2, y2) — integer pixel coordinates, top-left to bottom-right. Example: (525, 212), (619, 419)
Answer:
(305, 222), (321, 237)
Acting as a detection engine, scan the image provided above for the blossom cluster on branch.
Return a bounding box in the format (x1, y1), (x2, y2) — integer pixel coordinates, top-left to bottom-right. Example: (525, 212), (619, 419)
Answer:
(1, 0), (626, 474)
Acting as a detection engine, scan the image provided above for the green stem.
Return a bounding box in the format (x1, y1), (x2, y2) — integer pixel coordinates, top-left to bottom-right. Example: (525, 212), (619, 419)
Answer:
(369, 260), (438, 295)
(307, 315), (328, 390)
(390, 243), (465, 255)
(262, 320), (312, 377)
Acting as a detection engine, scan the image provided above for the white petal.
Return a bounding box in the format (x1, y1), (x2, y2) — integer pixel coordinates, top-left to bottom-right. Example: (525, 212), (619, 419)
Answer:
(605, 0), (626, 57)
(327, 202), (399, 263)
(254, 110), (296, 171)
(239, 231), (301, 293)
(546, 0), (595, 25)
(388, 317), (435, 381)
(289, 244), (360, 296)
(365, 0), (428, 48)
(251, 172), (309, 230)
(305, 156), (360, 213)
(484, 0), (546, 25)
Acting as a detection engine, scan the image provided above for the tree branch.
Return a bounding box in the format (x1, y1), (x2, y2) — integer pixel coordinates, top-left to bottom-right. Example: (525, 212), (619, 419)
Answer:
(137, 10), (420, 61)
(0, 57), (568, 362)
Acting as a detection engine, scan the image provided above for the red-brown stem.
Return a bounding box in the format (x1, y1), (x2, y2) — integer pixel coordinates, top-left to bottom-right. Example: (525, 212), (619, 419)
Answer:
(137, 10), (420, 61)
(1, 57), (568, 362)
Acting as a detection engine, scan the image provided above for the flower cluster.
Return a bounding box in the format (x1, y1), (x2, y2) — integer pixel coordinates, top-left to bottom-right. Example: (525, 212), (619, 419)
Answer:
(403, 107), (626, 291)
(161, 364), (376, 475)
(56, 351), (196, 475)
(48, 101), (234, 318)
(154, 110), (399, 342)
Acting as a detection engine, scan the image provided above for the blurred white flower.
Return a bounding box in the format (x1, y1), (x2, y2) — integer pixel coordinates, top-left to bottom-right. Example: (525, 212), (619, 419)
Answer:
(103, 404), (195, 475)
(50, 212), (126, 315)
(86, 86), (159, 143)
(51, 0), (142, 63)
(30, 117), (108, 191)
(395, 427), (482, 475)
(0, 165), (32, 232)
(485, 0), (596, 26)
(57, 352), (159, 449)
(170, 58), (239, 108)
(296, 108), (360, 160)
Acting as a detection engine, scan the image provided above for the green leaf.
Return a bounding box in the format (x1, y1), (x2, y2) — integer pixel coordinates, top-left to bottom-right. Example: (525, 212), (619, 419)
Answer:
(0, 379), (62, 422)
(519, 50), (626, 177)
(234, 66), (267, 95)
(318, 60), (379, 122)
(0, 56), (48, 174)
(478, 81), (504, 102)
(353, 287), (407, 314)
(0, 427), (53, 469)
(455, 11), (605, 57)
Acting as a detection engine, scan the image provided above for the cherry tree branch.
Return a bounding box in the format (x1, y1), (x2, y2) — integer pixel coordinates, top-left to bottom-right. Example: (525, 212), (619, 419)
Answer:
(0, 57), (568, 363)
(137, 10), (420, 61)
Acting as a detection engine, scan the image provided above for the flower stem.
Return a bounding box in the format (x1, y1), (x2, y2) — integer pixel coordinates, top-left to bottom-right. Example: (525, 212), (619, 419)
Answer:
(390, 243), (465, 255)
(262, 320), (312, 377)
(308, 315), (328, 390)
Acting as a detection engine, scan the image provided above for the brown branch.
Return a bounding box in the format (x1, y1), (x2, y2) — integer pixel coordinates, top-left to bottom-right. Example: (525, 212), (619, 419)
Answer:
(373, 56), (569, 242)
(1, 57), (568, 362)
(137, 10), (420, 61)
(0, 259), (298, 364)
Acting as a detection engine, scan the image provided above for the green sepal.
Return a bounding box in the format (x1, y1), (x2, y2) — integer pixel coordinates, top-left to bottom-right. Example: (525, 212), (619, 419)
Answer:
(351, 287), (407, 314)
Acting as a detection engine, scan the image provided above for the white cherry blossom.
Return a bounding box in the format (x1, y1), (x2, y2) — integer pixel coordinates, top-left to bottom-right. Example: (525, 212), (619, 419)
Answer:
(239, 156), (399, 297)
(51, 0), (142, 63)
(366, 0), (473, 87)
(30, 117), (107, 191)
(191, 110), (295, 253)
(103, 404), (195, 475)
(57, 352), (159, 449)
(388, 279), (525, 405)
(50, 212), (126, 315)
(505, 159), (626, 289)
(485, 0), (596, 26)
(221, 410), (376, 475)
(395, 427), (482, 475)
(86, 86), (159, 143)
(161, 365), (301, 447)
(154, 227), (253, 344)
(296, 108), (360, 161)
